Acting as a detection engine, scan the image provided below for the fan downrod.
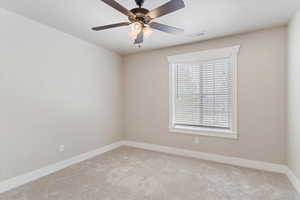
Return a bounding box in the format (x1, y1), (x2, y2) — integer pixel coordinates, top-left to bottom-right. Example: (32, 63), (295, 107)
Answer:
(135, 0), (145, 8)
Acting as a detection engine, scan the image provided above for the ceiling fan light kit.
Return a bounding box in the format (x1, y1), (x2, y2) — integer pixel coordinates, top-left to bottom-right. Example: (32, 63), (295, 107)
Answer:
(92, 0), (185, 46)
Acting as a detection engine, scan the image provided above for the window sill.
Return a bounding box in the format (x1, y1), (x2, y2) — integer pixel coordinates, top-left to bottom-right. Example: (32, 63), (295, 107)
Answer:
(169, 125), (238, 139)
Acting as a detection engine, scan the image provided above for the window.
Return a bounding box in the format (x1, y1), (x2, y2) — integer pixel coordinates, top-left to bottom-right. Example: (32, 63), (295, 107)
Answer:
(168, 46), (239, 139)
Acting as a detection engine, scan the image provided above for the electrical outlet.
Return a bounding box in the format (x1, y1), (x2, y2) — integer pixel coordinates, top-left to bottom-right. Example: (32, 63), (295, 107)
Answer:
(59, 145), (65, 152)
(194, 137), (200, 144)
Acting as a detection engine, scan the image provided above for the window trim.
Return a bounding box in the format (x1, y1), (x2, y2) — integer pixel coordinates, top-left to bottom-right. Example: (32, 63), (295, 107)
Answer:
(168, 46), (240, 139)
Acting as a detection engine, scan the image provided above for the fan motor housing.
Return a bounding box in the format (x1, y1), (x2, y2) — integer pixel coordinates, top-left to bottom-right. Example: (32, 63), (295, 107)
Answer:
(129, 8), (151, 24)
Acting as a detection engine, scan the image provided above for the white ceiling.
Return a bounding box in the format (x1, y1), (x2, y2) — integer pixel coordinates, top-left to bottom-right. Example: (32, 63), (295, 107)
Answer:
(1, 0), (300, 54)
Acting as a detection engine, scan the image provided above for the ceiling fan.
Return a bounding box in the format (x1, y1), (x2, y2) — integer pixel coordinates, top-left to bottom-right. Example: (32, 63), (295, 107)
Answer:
(91, 0), (185, 45)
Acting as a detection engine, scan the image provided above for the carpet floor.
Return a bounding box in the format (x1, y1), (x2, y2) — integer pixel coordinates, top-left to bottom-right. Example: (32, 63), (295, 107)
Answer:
(0, 146), (299, 200)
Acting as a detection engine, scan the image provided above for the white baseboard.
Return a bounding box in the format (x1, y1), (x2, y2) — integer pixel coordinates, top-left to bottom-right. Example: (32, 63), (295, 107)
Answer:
(0, 141), (123, 194)
(286, 168), (300, 194)
(123, 141), (287, 174)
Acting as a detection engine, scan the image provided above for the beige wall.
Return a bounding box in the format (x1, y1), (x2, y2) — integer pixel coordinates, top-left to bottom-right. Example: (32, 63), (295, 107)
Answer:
(124, 27), (287, 164)
(288, 9), (300, 179)
(0, 9), (123, 181)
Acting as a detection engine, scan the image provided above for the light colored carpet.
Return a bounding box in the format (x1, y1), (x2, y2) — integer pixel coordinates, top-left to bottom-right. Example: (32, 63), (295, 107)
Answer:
(0, 147), (299, 200)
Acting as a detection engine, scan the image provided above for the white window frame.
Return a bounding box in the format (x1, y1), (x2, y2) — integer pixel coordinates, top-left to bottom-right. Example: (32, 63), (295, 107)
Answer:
(168, 46), (240, 139)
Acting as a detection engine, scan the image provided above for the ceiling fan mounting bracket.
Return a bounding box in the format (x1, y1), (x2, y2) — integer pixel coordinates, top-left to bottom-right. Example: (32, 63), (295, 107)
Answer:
(135, 0), (145, 8)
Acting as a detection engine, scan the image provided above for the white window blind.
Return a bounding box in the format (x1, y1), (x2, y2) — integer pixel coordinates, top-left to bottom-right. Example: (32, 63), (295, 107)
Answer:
(174, 57), (233, 130)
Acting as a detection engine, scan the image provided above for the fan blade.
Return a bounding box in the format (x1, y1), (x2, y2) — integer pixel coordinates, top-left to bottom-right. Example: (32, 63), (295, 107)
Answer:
(101, 0), (134, 17)
(147, 0), (185, 19)
(92, 22), (130, 31)
(134, 31), (144, 44)
(149, 22), (184, 35)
